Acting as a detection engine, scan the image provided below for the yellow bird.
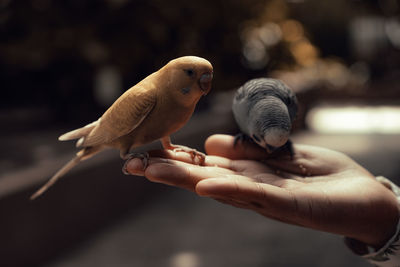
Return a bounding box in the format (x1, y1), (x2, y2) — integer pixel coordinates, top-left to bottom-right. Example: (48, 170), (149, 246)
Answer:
(31, 56), (213, 200)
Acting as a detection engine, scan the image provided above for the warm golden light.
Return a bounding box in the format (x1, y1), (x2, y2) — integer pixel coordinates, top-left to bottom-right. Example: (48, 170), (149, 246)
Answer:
(170, 251), (200, 267)
(290, 39), (319, 67)
(307, 105), (400, 134)
(281, 19), (304, 42)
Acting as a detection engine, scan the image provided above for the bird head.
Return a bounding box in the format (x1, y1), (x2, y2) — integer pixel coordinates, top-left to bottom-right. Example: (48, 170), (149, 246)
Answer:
(162, 56), (213, 106)
(249, 97), (292, 152)
(250, 125), (290, 152)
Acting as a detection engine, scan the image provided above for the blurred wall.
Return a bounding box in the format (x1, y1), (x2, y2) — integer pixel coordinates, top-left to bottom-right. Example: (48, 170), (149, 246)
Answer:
(1, 0), (266, 131)
(2, 0), (400, 133)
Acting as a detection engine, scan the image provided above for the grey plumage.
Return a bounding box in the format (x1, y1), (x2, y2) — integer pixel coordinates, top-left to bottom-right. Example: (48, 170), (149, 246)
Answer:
(232, 78), (298, 153)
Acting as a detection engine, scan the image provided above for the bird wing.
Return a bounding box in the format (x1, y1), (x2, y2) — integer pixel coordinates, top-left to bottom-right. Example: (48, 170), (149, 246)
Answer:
(287, 92), (298, 122)
(82, 86), (156, 147)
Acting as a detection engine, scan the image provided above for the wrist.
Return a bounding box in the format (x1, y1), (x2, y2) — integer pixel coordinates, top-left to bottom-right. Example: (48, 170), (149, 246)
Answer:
(345, 176), (400, 263)
(367, 177), (400, 249)
(355, 187), (400, 250)
(359, 210), (399, 251)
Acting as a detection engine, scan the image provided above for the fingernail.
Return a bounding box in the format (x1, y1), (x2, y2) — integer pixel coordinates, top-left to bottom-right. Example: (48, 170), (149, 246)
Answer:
(123, 158), (145, 176)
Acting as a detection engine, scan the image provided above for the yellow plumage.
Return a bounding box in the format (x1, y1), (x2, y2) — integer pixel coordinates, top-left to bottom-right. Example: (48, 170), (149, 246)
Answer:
(31, 56), (213, 199)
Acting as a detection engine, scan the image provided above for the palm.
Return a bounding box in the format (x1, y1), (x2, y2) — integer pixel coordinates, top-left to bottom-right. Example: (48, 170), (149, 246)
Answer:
(126, 134), (399, 249)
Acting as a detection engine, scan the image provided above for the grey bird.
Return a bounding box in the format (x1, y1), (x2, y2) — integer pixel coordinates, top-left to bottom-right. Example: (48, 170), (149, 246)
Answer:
(232, 78), (298, 155)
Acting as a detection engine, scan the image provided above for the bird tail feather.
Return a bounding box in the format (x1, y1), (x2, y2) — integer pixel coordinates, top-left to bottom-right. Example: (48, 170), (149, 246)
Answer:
(58, 119), (99, 147)
(30, 146), (102, 200)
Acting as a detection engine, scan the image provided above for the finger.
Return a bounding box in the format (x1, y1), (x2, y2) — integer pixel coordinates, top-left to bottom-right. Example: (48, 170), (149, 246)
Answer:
(204, 135), (312, 175)
(196, 178), (303, 223)
(212, 197), (255, 209)
(205, 134), (271, 160)
(144, 148), (276, 175)
(147, 149), (238, 170)
(263, 144), (352, 176)
(204, 136), (351, 176)
(125, 156), (237, 191)
(125, 158), (147, 176)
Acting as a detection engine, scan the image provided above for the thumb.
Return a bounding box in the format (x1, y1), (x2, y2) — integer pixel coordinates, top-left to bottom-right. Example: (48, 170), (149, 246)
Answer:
(205, 134), (271, 160)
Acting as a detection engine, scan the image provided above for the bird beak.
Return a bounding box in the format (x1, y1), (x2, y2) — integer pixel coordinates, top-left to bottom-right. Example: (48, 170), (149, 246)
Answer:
(265, 144), (277, 153)
(199, 72), (213, 95)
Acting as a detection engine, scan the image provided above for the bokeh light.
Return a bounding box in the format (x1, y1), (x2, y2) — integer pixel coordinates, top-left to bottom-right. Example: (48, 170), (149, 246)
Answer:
(307, 105), (400, 134)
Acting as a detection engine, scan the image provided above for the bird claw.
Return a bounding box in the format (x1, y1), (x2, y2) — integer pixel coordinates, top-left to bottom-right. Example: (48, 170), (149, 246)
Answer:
(172, 145), (206, 165)
(234, 134), (295, 160)
(122, 152), (149, 175)
(233, 133), (253, 147)
(278, 139), (295, 160)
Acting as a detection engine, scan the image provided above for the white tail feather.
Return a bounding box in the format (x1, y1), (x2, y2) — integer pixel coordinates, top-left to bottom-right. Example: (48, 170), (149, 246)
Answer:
(58, 119), (99, 141)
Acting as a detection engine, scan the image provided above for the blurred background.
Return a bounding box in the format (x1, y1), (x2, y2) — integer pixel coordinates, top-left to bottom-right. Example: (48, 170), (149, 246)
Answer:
(1, 0), (400, 266)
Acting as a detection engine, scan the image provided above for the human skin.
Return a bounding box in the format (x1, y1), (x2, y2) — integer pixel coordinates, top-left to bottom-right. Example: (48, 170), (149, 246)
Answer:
(126, 134), (399, 250)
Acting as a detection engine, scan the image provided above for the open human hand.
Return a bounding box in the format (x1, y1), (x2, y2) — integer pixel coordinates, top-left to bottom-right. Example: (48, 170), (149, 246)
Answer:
(125, 134), (399, 250)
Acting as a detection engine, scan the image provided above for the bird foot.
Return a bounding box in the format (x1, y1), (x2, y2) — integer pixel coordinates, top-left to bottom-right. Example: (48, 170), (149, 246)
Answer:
(233, 133), (253, 147)
(277, 139), (295, 160)
(122, 152), (149, 175)
(171, 145), (206, 165)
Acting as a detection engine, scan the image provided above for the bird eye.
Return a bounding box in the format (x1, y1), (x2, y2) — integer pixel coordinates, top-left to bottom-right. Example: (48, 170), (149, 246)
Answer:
(184, 69), (195, 77)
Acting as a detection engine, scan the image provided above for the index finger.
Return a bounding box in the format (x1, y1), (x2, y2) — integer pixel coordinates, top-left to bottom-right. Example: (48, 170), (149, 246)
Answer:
(125, 155), (240, 191)
(146, 149), (236, 169)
